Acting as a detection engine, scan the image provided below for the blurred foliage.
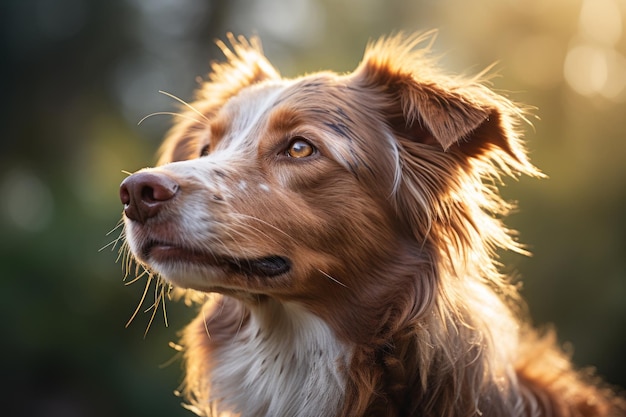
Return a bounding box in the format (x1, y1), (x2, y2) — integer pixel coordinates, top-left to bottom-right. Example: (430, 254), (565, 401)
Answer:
(1, 0), (625, 415)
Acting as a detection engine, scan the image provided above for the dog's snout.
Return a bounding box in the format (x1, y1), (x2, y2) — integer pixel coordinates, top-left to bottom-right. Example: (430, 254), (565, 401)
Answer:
(120, 172), (179, 223)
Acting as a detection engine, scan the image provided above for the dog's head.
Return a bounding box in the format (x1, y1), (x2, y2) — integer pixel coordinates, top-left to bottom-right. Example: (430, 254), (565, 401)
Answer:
(120, 33), (539, 339)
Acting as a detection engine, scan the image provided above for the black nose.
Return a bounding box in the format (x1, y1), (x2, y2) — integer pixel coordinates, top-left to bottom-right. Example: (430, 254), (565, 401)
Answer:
(119, 172), (179, 223)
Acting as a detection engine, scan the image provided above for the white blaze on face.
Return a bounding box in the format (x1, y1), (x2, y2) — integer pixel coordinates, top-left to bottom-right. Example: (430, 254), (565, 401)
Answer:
(214, 82), (289, 157)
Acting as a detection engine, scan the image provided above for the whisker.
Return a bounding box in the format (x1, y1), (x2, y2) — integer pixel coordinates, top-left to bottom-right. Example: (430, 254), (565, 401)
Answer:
(137, 111), (204, 126)
(229, 213), (297, 243)
(99, 237), (120, 252)
(202, 304), (212, 339)
(114, 236), (129, 263)
(100, 229), (125, 252)
(126, 273), (154, 328)
(226, 217), (284, 248)
(144, 295), (160, 338)
(158, 90), (210, 122)
(105, 218), (125, 237)
(99, 219), (126, 252)
(121, 246), (134, 279)
(317, 269), (349, 288)
(118, 242), (171, 337)
(143, 280), (167, 338)
(124, 266), (150, 285)
(161, 282), (170, 328)
(115, 240), (133, 278)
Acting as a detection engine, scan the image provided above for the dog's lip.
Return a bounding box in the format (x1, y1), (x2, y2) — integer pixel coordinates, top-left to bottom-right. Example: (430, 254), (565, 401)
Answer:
(142, 240), (291, 277)
(143, 240), (226, 266)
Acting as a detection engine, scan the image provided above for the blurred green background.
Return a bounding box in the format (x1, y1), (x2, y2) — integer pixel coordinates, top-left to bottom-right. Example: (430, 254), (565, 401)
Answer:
(1, 0), (625, 415)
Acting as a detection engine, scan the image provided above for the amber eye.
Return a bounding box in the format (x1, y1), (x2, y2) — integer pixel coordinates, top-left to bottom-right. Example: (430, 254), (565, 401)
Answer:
(199, 144), (210, 157)
(286, 137), (315, 158)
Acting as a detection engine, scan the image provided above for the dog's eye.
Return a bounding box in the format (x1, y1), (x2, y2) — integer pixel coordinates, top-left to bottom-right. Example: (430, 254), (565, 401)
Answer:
(199, 144), (210, 157)
(286, 138), (315, 159)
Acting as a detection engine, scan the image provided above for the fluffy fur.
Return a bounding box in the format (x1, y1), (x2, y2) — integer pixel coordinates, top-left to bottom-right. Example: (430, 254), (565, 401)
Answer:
(119, 33), (626, 416)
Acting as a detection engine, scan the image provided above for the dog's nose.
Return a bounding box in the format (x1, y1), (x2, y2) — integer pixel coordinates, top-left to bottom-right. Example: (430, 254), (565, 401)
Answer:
(119, 172), (179, 223)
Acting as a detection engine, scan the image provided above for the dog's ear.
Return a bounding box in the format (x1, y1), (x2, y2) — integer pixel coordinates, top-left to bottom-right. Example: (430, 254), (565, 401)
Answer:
(350, 33), (538, 175)
(157, 34), (280, 165)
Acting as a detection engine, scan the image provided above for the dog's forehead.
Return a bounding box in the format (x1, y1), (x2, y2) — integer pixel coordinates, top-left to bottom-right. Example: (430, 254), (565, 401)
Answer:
(213, 76), (345, 146)
(224, 82), (289, 128)
(211, 81), (290, 151)
(220, 74), (350, 130)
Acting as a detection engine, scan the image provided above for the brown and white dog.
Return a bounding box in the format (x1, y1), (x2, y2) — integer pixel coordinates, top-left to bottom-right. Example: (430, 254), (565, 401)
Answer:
(119, 33), (625, 416)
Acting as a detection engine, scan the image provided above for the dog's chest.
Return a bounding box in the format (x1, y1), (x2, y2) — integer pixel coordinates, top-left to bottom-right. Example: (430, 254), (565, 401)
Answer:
(209, 306), (350, 417)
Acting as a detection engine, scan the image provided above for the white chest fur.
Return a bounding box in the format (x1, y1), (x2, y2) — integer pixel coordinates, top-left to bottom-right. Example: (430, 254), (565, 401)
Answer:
(207, 302), (351, 417)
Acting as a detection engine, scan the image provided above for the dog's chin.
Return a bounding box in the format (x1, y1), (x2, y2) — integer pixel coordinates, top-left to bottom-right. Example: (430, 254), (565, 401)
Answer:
(139, 241), (292, 293)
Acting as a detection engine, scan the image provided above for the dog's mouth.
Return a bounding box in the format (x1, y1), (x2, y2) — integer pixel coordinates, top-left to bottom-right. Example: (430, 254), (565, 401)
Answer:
(142, 240), (291, 278)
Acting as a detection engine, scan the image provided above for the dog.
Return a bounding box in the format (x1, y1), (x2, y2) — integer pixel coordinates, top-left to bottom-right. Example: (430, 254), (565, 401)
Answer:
(118, 33), (626, 416)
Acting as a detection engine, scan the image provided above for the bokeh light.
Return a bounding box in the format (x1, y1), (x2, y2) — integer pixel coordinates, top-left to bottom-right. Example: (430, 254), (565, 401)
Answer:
(564, 0), (626, 102)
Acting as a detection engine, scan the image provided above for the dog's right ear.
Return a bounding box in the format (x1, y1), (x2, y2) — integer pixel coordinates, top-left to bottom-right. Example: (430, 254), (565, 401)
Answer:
(157, 34), (280, 165)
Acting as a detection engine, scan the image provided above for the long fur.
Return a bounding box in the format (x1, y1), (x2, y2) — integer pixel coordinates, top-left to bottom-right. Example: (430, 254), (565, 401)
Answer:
(120, 33), (626, 416)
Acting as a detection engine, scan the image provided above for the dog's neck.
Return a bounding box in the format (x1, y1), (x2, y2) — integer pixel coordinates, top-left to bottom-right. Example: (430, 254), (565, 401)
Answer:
(187, 296), (351, 417)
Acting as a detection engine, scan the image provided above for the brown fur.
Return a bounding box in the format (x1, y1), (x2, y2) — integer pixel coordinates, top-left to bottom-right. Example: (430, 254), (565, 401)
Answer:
(122, 33), (626, 416)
